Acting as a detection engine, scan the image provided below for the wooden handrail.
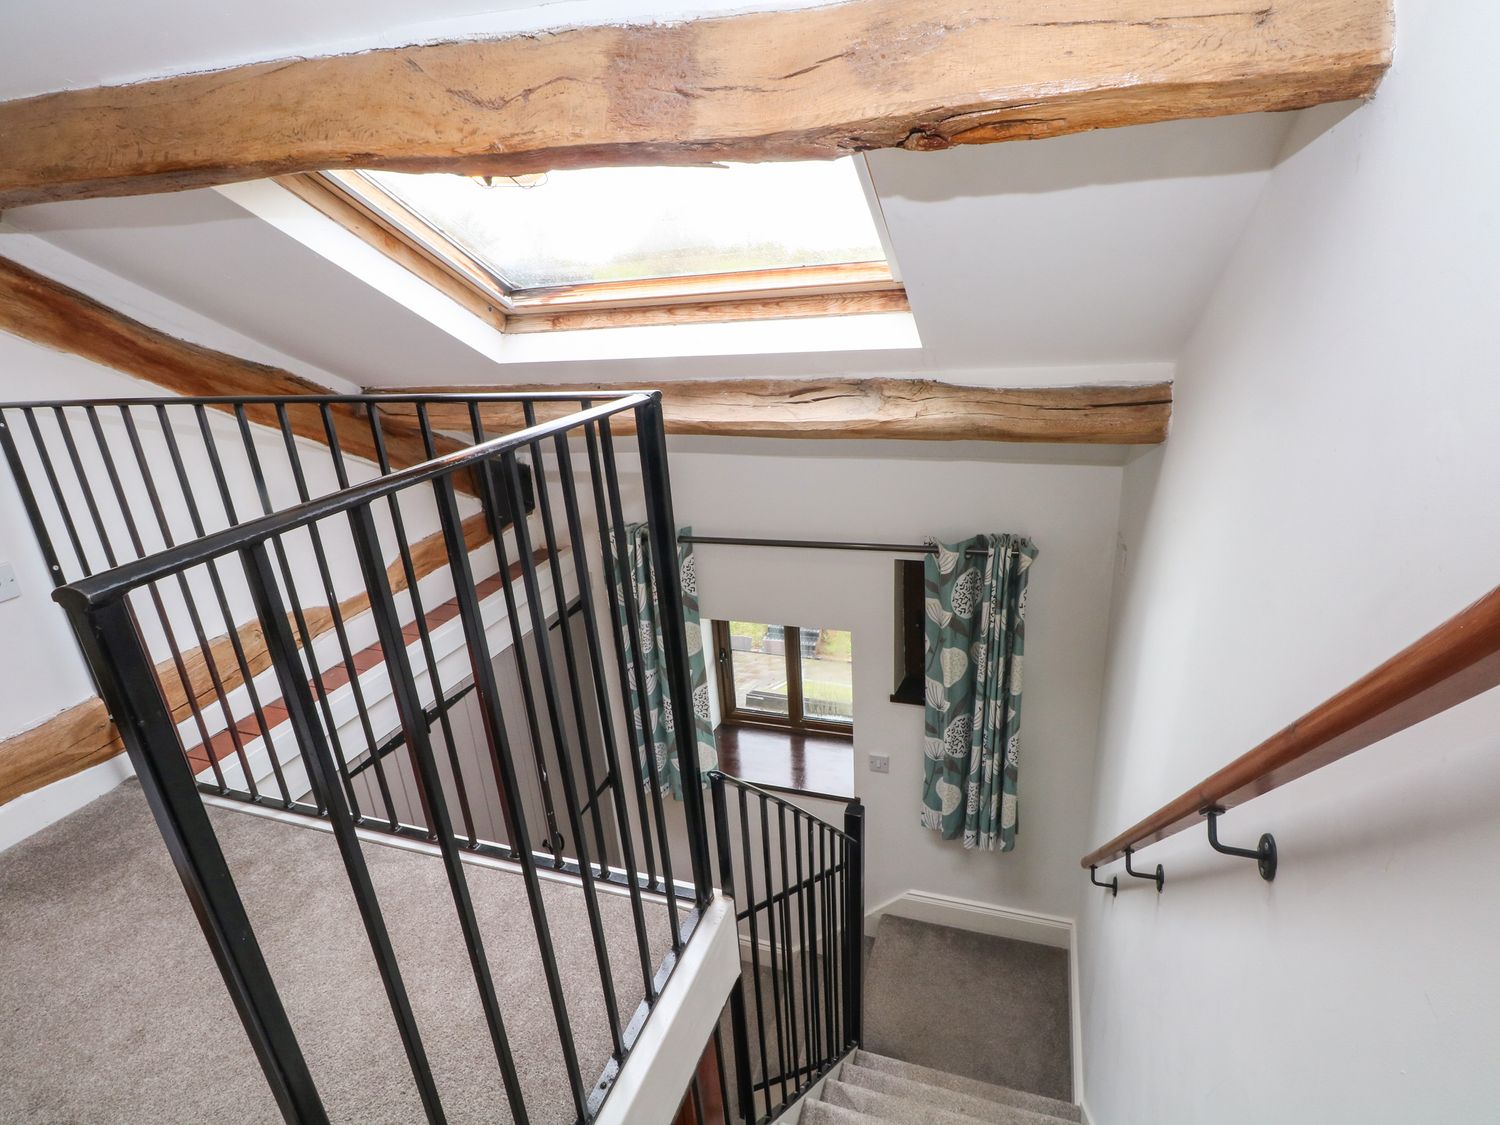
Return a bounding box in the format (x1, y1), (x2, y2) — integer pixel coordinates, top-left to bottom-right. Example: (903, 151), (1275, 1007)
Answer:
(1082, 582), (1500, 869)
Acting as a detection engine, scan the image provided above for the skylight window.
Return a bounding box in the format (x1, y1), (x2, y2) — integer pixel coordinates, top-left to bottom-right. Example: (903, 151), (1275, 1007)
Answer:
(357, 160), (888, 292)
(290, 157), (905, 332)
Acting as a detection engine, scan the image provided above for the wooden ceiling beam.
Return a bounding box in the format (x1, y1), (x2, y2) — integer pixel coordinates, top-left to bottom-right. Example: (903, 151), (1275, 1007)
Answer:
(0, 0), (1392, 209)
(391, 378), (1172, 445)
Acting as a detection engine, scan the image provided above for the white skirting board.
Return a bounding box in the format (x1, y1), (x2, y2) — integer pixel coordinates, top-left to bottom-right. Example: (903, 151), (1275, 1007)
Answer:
(863, 888), (1084, 1113)
(863, 887), (1072, 949)
(0, 754), (133, 855)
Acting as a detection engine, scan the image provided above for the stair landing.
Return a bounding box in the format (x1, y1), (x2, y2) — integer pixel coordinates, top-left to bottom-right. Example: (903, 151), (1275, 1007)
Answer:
(862, 916), (1072, 1103)
(0, 781), (676, 1124)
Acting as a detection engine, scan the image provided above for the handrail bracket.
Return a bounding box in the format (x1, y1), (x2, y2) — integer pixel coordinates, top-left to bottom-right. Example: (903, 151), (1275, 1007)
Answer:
(1201, 806), (1277, 881)
(1124, 846), (1164, 893)
(1089, 864), (1118, 897)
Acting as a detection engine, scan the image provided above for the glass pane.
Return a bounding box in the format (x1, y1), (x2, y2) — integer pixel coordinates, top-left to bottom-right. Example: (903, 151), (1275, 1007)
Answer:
(726, 622), (789, 717)
(799, 628), (854, 725)
(361, 159), (886, 290)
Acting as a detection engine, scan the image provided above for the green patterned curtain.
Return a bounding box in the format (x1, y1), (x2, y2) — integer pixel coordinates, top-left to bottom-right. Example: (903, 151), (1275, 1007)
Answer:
(614, 523), (717, 800)
(920, 535), (1036, 851)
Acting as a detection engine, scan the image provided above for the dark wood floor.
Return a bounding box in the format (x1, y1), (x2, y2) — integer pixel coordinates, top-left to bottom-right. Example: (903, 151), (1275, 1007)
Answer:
(714, 724), (854, 799)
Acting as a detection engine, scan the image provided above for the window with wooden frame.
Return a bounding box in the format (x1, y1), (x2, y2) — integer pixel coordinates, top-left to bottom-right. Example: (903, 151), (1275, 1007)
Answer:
(276, 158), (905, 333)
(711, 621), (853, 736)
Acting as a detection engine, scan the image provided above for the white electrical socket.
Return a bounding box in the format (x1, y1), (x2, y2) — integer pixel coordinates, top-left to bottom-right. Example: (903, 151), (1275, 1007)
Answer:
(0, 562), (17, 604)
(868, 753), (890, 774)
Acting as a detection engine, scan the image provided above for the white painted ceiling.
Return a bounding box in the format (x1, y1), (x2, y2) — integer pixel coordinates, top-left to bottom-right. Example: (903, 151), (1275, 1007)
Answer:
(0, 0), (1317, 402)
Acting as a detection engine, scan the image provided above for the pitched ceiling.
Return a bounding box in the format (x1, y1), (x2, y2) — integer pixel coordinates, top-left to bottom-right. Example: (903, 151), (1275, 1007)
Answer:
(2, 108), (1293, 390)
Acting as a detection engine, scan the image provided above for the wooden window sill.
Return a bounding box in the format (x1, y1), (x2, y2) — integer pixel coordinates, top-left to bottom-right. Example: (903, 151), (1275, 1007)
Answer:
(714, 724), (854, 802)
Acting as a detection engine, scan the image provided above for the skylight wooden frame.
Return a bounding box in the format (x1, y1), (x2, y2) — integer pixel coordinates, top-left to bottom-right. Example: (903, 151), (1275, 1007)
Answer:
(280, 170), (905, 333)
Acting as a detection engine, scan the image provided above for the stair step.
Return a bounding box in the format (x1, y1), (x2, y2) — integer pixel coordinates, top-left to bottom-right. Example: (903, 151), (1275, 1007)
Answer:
(853, 1051), (1081, 1123)
(837, 1065), (1075, 1124)
(803, 1102), (888, 1125)
(824, 1079), (993, 1125)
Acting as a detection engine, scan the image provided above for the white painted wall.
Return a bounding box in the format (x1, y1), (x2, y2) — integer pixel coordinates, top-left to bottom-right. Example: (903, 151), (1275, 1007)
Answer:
(1077, 5), (1500, 1122)
(0, 336), (118, 743)
(0, 338), (147, 849)
(657, 443), (1123, 922)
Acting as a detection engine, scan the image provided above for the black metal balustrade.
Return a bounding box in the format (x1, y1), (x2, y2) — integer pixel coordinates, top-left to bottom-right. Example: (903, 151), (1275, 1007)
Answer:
(1, 390), (715, 1123)
(710, 773), (865, 1124)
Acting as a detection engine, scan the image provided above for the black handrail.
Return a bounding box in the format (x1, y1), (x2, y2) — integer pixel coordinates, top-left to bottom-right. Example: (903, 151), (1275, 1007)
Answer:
(710, 771), (864, 1124)
(50, 394), (650, 607)
(6, 390), (711, 1123)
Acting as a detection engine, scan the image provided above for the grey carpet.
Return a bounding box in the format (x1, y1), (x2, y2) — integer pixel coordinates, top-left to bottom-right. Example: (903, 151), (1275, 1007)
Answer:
(0, 781), (678, 1124)
(837, 1064), (1071, 1124)
(824, 1078), (994, 1125)
(851, 1053), (1078, 1122)
(802, 1102), (878, 1125)
(861, 917), (1071, 1103)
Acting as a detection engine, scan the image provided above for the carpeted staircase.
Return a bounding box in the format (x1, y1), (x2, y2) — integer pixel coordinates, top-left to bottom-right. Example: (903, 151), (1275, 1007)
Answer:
(800, 1049), (1081, 1125)
(794, 914), (1078, 1125)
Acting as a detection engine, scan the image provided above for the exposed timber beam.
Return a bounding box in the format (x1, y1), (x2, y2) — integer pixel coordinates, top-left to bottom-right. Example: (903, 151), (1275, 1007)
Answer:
(0, 0), (1393, 209)
(388, 379), (1173, 445)
(0, 254), (467, 475)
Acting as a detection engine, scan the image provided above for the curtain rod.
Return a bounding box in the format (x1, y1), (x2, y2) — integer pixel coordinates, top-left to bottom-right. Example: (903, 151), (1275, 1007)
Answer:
(676, 533), (999, 558)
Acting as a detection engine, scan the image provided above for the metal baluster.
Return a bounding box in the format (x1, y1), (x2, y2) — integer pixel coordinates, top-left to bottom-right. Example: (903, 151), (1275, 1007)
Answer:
(0, 408), (67, 587)
(498, 447), (624, 1058)
(103, 406), (261, 799)
(632, 396), (714, 906)
(242, 539), (447, 1124)
(456, 402), (563, 861)
(710, 775), (756, 1125)
(793, 808), (815, 1079)
(424, 476), (589, 1119)
(364, 403), (493, 849)
(820, 826), (837, 1060)
(224, 407), (350, 816)
(20, 407), (92, 576)
(150, 404), (292, 806)
(554, 430), (655, 996)
(582, 417), (659, 890)
(57, 405), (225, 791)
(275, 403), (395, 829)
(712, 1025), (733, 1125)
(759, 796), (790, 1108)
(50, 406), (118, 568)
(522, 405), (610, 873)
(4, 407), (104, 699)
(57, 589), (327, 1125)
(598, 417), (681, 941)
(843, 800), (865, 1045)
(738, 786), (772, 1123)
(802, 815), (821, 1071)
(777, 803), (801, 1083)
